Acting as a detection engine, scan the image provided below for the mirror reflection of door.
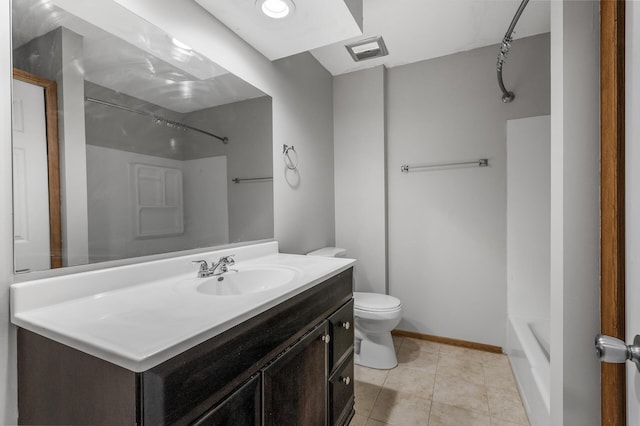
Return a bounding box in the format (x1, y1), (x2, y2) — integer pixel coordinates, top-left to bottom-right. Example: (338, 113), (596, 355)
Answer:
(12, 69), (62, 272)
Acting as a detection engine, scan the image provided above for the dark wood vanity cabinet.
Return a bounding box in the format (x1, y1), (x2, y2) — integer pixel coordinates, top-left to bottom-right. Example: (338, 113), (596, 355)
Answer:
(17, 267), (354, 426)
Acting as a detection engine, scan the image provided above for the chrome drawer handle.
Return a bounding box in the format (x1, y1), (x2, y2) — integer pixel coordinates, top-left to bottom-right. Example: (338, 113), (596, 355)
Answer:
(340, 376), (351, 385)
(340, 321), (351, 330)
(321, 334), (331, 344)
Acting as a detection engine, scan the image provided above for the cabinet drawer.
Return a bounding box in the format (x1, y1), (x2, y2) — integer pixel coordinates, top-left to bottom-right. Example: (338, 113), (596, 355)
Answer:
(328, 299), (354, 371)
(329, 354), (354, 426)
(193, 374), (261, 426)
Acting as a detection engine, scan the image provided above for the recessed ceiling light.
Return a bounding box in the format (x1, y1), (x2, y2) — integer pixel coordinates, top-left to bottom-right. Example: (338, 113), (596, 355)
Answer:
(256, 0), (295, 19)
(345, 36), (389, 62)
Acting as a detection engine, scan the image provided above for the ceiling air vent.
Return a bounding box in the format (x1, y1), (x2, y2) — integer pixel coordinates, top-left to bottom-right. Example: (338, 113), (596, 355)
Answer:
(345, 36), (388, 62)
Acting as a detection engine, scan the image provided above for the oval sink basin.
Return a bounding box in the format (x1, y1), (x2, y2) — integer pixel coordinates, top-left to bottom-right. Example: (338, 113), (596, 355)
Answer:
(196, 265), (300, 296)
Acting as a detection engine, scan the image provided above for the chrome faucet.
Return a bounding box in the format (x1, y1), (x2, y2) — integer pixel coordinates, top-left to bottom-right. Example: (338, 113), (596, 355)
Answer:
(211, 255), (235, 275)
(192, 255), (235, 278)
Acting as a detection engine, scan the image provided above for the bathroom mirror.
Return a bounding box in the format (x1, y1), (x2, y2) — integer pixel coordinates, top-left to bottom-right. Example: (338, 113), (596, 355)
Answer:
(11, 0), (274, 273)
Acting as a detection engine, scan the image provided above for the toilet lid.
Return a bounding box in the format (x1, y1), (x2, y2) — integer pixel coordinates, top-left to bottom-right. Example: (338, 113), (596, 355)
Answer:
(306, 247), (347, 257)
(353, 292), (401, 312)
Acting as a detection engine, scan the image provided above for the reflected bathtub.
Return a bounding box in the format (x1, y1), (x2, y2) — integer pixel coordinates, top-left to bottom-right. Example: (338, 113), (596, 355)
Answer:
(507, 316), (550, 426)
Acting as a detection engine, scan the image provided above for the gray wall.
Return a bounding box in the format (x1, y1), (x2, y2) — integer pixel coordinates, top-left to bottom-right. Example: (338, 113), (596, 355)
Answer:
(333, 34), (550, 349)
(334, 66), (387, 294)
(183, 96), (274, 243)
(507, 116), (551, 323)
(270, 53), (335, 254)
(387, 33), (549, 348)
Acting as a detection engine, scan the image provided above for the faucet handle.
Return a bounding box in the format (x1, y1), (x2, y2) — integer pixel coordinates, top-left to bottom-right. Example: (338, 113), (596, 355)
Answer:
(223, 255), (235, 265)
(192, 260), (209, 271)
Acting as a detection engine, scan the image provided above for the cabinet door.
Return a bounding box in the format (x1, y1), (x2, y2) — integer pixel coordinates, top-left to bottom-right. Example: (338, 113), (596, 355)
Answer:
(263, 322), (329, 426)
(193, 375), (261, 426)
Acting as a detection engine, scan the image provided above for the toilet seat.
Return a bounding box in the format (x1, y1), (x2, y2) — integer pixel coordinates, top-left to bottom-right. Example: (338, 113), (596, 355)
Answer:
(354, 292), (401, 312)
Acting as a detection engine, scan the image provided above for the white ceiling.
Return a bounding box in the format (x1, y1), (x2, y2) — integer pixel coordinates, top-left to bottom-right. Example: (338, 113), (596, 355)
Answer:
(195, 0), (550, 76)
(194, 0), (364, 61)
(311, 0), (550, 76)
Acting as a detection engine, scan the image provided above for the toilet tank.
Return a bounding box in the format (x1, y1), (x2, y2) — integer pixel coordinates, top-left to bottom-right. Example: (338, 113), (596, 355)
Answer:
(306, 247), (347, 258)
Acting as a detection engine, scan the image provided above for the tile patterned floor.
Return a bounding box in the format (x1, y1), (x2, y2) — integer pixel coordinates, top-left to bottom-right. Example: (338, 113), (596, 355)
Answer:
(349, 336), (530, 426)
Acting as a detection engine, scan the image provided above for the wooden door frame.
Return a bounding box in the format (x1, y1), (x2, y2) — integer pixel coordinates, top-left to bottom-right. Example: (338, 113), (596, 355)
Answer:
(601, 0), (626, 424)
(12, 68), (62, 269)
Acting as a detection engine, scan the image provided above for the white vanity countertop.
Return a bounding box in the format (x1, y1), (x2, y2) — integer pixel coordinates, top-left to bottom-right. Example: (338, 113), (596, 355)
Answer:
(11, 242), (355, 372)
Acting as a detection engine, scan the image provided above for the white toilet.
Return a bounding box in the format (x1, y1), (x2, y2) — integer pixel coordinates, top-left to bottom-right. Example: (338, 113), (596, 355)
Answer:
(306, 247), (403, 369)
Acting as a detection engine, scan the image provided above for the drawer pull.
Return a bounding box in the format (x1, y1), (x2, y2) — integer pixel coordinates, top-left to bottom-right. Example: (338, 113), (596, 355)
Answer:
(321, 334), (331, 344)
(340, 321), (351, 330)
(340, 376), (351, 385)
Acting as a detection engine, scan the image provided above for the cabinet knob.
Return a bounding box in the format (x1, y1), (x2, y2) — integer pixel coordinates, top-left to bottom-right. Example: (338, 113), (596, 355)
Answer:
(340, 376), (351, 385)
(340, 321), (351, 330)
(321, 334), (331, 344)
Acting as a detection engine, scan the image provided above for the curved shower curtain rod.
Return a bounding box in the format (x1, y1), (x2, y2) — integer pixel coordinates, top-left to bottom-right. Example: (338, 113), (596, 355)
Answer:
(85, 96), (229, 144)
(497, 0), (530, 103)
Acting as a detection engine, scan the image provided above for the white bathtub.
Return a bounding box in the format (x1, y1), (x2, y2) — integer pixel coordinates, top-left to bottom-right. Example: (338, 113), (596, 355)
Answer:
(507, 316), (550, 426)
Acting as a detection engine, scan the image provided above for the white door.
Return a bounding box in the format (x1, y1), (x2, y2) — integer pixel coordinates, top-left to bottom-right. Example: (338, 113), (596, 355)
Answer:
(12, 78), (51, 273)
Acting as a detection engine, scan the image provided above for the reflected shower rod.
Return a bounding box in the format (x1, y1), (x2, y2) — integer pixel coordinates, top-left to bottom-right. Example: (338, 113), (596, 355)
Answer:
(85, 96), (229, 144)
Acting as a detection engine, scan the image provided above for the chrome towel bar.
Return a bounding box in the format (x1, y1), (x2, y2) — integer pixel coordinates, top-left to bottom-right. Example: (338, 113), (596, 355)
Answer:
(400, 159), (488, 173)
(232, 176), (273, 183)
